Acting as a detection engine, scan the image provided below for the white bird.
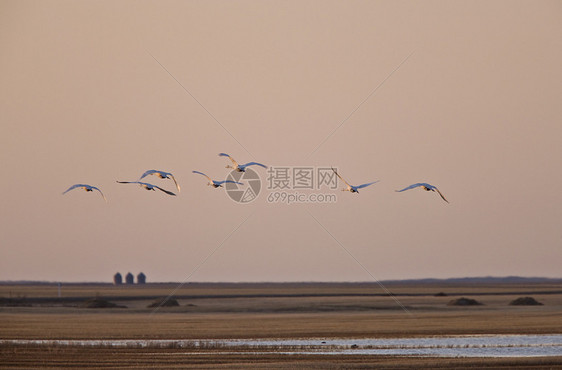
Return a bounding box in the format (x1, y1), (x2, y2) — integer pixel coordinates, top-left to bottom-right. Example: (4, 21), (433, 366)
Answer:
(331, 167), (379, 193)
(395, 183), (449, 203)
(62, 184), (107, 202)
(116, 181), (176, 196)
(218, 153), (267, 172)
(139, 170), (180, 193)
(192, 171), (244, 188)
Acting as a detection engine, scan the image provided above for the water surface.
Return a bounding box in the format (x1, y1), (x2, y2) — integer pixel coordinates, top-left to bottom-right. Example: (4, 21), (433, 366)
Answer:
(4, 334), (562, 357)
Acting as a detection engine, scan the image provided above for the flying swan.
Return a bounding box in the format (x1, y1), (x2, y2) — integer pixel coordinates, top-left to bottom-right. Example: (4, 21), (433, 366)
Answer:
(139, 170), (180, 193)
(62, 184), (107, 202)
(116, 181), (176, 196)
(395, 183), (449, 203)
(192, 171), (243, 188)
(331, 167), (379, 193)
(218, 153), (267, 172)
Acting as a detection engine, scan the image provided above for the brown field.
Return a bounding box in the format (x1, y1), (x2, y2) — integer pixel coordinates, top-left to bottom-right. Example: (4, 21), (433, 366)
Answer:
(1, 281), (562, 368)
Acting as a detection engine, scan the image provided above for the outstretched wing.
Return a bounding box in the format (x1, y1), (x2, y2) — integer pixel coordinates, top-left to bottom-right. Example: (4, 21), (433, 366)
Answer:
(168, 174), (180, 192)
(242, 162), (267, 169)
(395, 183), (425, 192)
(139, 170), (159, 180)
(116, 181), (138, 184)
(331, 167), (352, 188)
(90, 186), (108, 202)
(216, 180), (244, 185)
(153, 185), (176, 196)
(434, 187), (449, 203)
(218, 153), (238, 167)
(62, 184), (86, 194)
(356, 180), (380, 189)
(192, 171), (212, 182)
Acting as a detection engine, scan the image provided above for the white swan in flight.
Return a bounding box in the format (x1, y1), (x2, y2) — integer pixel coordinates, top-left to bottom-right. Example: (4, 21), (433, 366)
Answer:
(63, 184), (107, 202)
(116, 181), (176, 196)
(218, 153), (267, 172)
(192, 171), (243, 188)
(331, 167), (379, 193)
(139, 170), (180, 192)
(395, 183), (449, 203)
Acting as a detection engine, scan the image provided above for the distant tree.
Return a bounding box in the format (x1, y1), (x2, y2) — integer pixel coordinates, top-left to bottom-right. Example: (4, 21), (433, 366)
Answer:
(113, 273), (123, 285)
(137, 272), (146, 284)
(125, 272), (134, 285)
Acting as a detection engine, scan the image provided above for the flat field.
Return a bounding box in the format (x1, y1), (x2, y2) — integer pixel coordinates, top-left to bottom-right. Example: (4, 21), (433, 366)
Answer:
(1, 281), (562, 368)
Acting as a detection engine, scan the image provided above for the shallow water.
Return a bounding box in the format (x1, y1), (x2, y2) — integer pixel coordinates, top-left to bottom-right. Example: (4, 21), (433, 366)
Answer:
(3, 334), (562, 357)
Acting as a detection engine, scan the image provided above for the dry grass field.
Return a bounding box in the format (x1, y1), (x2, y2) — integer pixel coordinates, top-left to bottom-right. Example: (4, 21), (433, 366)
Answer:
(1, 281), (562, 368)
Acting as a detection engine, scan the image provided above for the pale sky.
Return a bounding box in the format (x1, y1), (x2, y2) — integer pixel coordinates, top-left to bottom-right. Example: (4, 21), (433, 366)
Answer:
(1, 1), (561, 282)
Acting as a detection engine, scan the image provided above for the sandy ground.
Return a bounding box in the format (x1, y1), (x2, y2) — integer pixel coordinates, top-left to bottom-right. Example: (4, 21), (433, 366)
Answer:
(1, 282), (562, 368)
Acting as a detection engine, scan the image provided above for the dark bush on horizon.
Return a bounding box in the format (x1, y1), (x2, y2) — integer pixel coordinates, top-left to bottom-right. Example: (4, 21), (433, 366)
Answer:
(509, 297), (543, 306)
(80, 298), (127, 309)
(447, 297), (483, 306)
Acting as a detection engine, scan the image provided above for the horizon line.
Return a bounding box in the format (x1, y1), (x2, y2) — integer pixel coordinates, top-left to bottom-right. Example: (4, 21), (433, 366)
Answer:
(2, 275), (562, 285)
